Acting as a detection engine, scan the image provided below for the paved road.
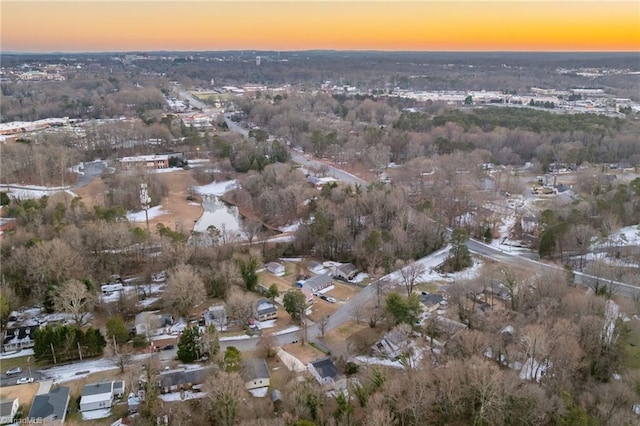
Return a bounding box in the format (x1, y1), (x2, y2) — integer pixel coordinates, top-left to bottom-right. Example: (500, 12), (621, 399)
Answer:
(466, 237), (640, 299)
(175, 88), (209, 111)
(0, 366), (42, 388)
(290, 153), (367, 186)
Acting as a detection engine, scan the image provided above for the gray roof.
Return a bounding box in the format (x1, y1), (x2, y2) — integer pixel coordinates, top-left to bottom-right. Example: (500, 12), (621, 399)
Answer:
(305, 274), (332, 291)
(28, 387), (70, 421)
(0, 399), (17, 417)
(242, 359), (270, 382)
(255, 299), (277, 316)
(159, 367), (216, 388)
(338, 263), (357, 275)
(310, 357), (338, 379)
(421, 293), (444, 306)
(81, 381), (113, 397)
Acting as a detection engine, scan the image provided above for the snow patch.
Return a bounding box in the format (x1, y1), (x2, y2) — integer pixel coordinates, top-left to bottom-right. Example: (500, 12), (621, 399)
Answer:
(126, 205), (167, 222)
(81, 408), (111, 421)
(248, 387), (269, 397)
(159, 391), (208, 402)
(0, 348), (34, 360)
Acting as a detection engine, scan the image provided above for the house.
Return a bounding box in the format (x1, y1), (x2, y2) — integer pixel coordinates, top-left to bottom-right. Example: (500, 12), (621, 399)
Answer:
(254, 299), (277, 321)
(420, 293), (445, 313)
(135, 312), (173, 337)
(332, 263), (358, 281)
(0, 217), (17, 241)
(307, 261), (326, 274)
(119, 154), (170, 170)
(158, 366), (215, 394)
(28, 386), (70, 425)
(308, 358), (338, 386)
(242, 359), (271, 391)
(80, 381), (124, 411)
(127, 392), (142, 414)
(299, 286), (314, 305)
(203, 305), (227, 329)
(266, 262), (285, 276)
(304, 274), (333, 294)
(372, 328), (410, 359)
(0, 398), (19, 425)
(3, 325), (39, 352)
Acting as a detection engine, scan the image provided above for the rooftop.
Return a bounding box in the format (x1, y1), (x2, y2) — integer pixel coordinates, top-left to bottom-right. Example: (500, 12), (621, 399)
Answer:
(28, 387), (70, 421)
(310, 357), (338, 379)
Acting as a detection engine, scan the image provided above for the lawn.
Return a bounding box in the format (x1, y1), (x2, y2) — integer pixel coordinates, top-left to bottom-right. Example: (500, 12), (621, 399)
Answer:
(621, 319), (640, 370)
(0, 355), (44, 375)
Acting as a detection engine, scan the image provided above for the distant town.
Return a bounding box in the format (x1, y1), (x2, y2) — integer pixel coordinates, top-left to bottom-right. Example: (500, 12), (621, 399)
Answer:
(1, 51), (639, 426)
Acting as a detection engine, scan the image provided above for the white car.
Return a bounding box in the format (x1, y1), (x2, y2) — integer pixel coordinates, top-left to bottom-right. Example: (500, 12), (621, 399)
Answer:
(17, 377), (34, 385)
(326, 297), (337, 304)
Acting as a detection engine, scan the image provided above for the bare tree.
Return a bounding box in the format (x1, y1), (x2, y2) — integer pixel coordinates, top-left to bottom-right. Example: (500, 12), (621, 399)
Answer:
(318, 316), (329, 338)
(204, 371), (246, 426)
(165, 264), (206, 317)
(53, 279), (96, 326)
(396, 259), (426, 298)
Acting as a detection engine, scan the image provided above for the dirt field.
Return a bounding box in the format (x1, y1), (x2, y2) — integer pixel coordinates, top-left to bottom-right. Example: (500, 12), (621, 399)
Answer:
(280, 342), (325, 365)
(325, 281), (360, 302)
(0, 382), (39, 412)
(325, 319), (385, 357)
(73, 170), (203, 235)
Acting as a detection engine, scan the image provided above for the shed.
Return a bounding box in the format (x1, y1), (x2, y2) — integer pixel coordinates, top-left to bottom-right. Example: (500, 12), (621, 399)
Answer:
(266, 262), (285, 276)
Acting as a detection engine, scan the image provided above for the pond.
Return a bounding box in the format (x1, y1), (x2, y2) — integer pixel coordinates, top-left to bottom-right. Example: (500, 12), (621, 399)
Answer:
(191, 196), (245, 245)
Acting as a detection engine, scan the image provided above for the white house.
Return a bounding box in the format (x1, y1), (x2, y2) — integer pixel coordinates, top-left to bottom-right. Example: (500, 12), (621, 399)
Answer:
(254, 299), (277, 321)
(266, 262), (285, 276)
(0, 398), (19, 425)
(243, 359), (271, 391)
(80, 381), (124, 411)
(2, 325), (39, 352)
(135, 312), (173, 337)
(332, 263), (358, 281)
(308, 357), (338, 386)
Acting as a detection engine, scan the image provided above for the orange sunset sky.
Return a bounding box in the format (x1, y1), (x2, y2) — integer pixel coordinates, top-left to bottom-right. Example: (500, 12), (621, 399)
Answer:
(1, 1), (639, 52)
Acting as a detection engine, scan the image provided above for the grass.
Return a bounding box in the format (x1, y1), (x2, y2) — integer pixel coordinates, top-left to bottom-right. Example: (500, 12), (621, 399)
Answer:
(416, 283), (440, 293)
(621, 320), (640, 369)
(0, 355), (46, 374)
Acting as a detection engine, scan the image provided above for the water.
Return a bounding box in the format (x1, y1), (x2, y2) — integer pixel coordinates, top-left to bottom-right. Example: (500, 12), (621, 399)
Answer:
(192, 196), (245, 244)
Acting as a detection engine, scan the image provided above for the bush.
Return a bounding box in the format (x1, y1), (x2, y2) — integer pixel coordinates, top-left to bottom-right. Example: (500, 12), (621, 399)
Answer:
(132, 335), (149, 348)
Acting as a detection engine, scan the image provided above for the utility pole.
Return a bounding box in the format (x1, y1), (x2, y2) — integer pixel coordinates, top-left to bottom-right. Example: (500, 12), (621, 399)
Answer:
(113, 335), (118, 356)
(77, 341), (83, 361)
(50, 343), (57, 365)
(140, 183), (151, 239)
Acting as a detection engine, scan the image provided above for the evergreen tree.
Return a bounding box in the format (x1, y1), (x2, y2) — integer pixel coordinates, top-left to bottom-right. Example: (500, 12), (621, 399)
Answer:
(177, 326), (201, 363)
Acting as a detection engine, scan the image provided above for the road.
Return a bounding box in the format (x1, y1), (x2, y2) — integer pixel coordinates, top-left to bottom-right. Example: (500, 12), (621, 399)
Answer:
(290, 153), (367, 186)
(0, 363), (42, 388)
(175, 87), (209, 111)
(73, 160), (106, 187)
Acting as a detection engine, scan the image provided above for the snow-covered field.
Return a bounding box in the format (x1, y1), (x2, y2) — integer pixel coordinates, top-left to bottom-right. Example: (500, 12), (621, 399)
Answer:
(82, 408), (112, 421)
(0, 348), (34, 360)
(159, 390), (207, 402)
(41, 358), (120, 384)
(126, 205), (167, 222)
(0, 184), (77, 200)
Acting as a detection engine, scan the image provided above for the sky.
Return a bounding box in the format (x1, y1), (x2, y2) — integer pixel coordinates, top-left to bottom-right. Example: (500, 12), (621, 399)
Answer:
(1, 1), (639, 52)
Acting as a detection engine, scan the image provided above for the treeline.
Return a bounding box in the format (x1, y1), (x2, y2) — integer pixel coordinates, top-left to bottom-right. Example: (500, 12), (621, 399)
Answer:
(33, 325), (106, 363)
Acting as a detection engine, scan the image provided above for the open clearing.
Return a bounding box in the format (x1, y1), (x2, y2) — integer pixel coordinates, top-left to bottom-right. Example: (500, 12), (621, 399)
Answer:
(0, 382), (40, 414)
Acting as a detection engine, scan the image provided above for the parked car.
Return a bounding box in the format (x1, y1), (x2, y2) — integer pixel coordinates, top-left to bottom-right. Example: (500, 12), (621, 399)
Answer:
(161, 345), (174, 351)
(319, 295), (328, 301)
(6, 367), (22, 376)
(326, 297), (337, 303)
(17, 377), (34, 384)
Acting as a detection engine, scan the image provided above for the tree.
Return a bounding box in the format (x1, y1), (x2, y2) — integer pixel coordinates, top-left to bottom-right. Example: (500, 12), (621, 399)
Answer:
(385, 292), (422, 325)
(106, 316), (129, 345)
(165, 264), (206, 317)
(177, 326), (201, 363)
(396, 259), (426, 298)
(443, 227), (472, 272)
(283, 289), (307, 321)
(53, 279), (95, 326)
(205, 371), (245, 426)
(266, 283), (279, 301)
(235, 251), (260, 291)
(223, 346), (242, 372)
